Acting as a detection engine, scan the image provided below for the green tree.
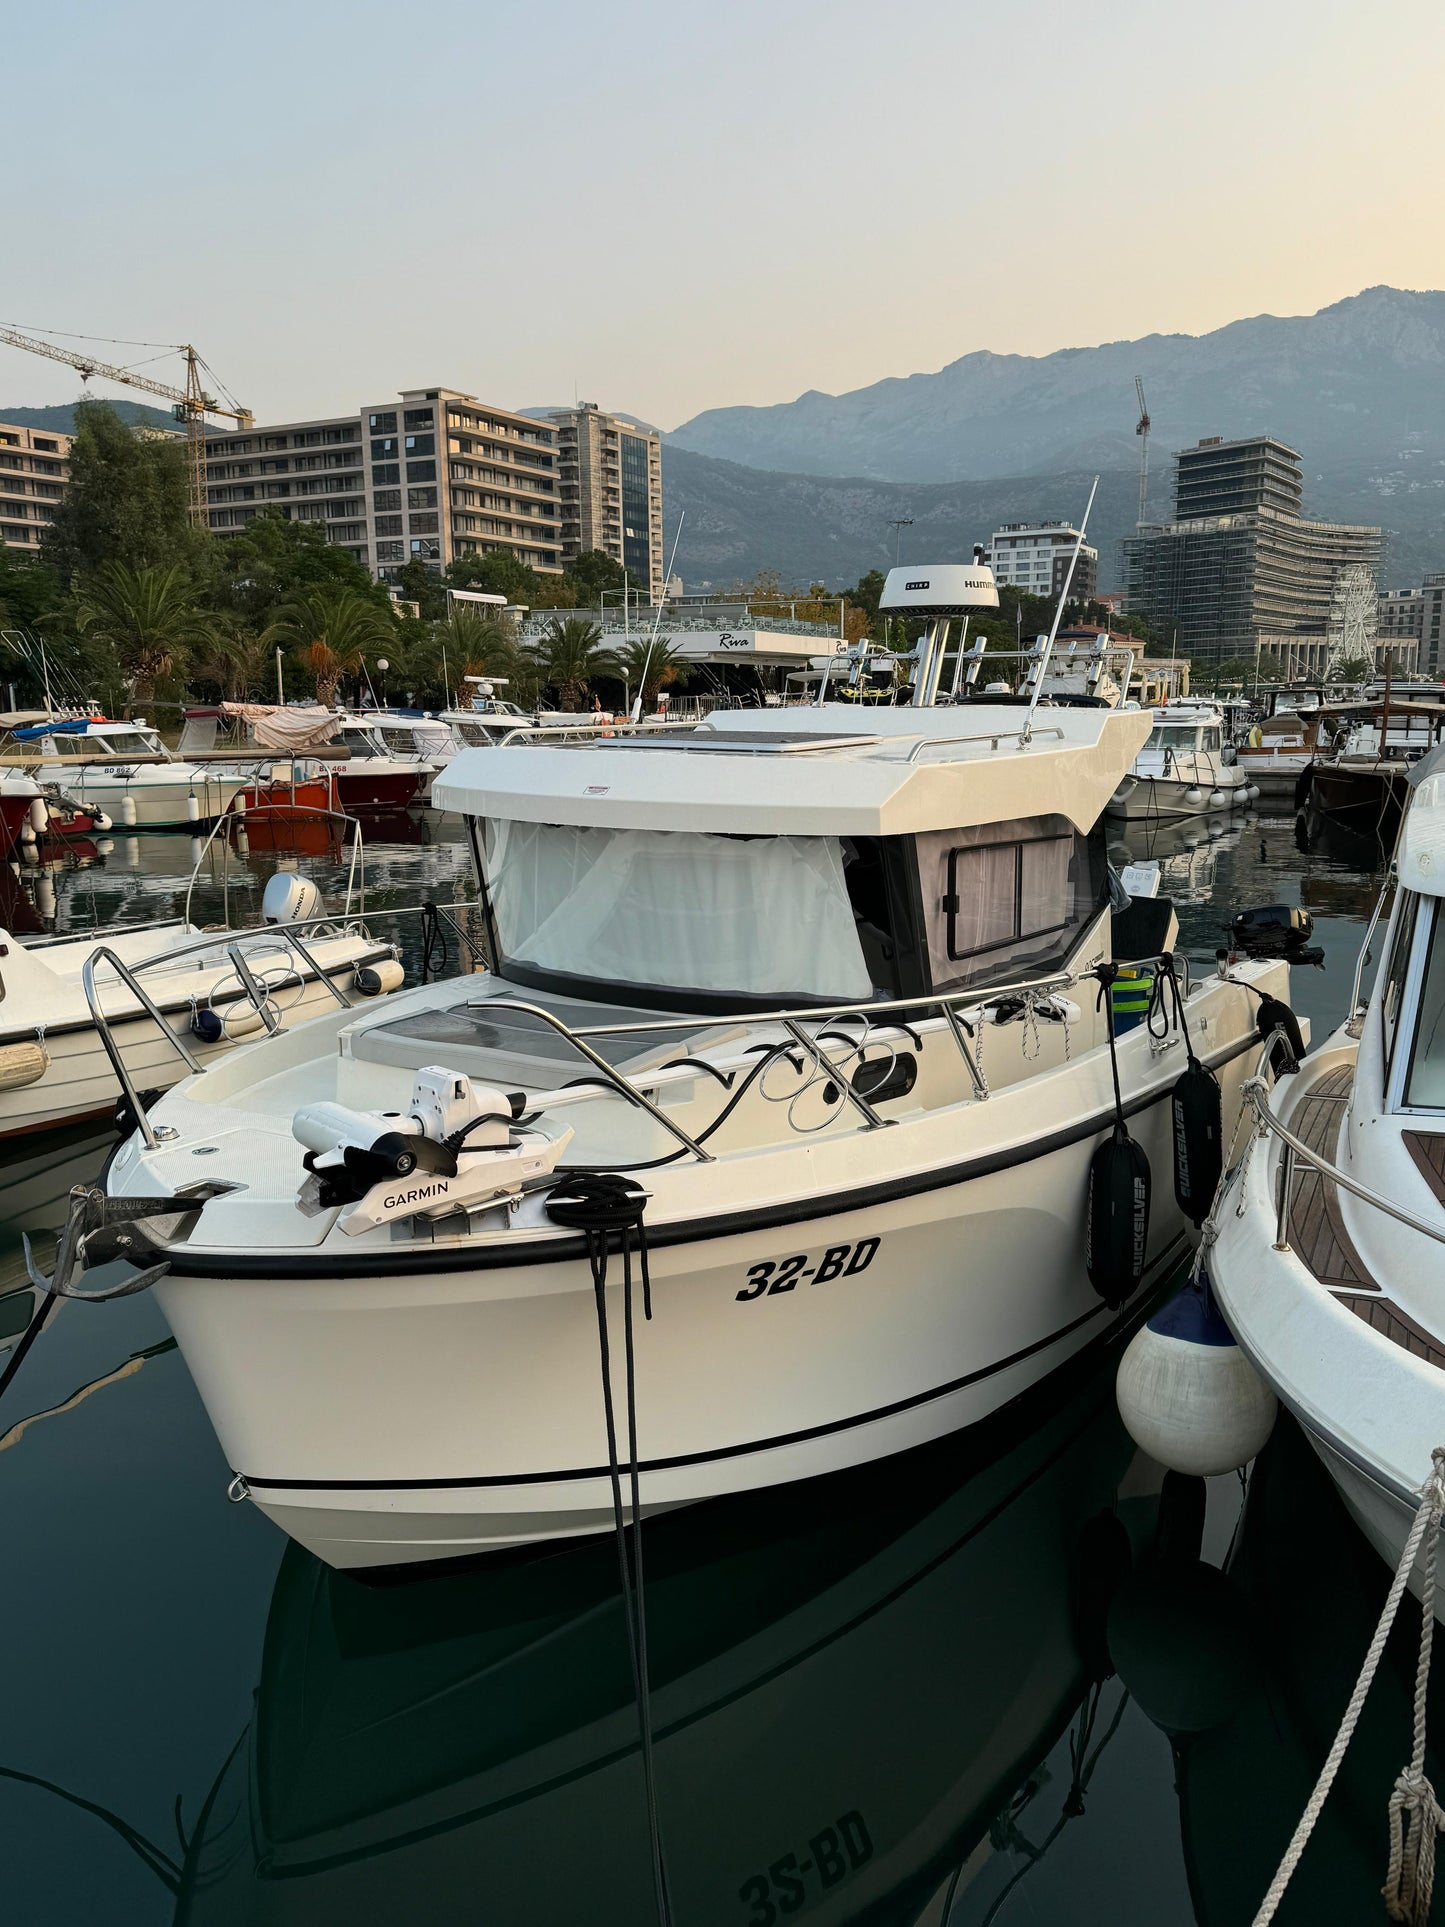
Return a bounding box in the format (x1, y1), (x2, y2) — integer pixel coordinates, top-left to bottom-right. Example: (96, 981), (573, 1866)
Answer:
(529, 617), (616, 712)
(264, 588), (396, 708)
(42, 399), (192, 582)
(569, 549), (628, 602)
(615, 635), (692, 711)
(192, 617), (272, 703)
(204, 509), (381, 628)
(0, 549), (62, 632)
(393, 558), (449, 622)
(446, 548), (535, 602)
(74, 561), (213, 708)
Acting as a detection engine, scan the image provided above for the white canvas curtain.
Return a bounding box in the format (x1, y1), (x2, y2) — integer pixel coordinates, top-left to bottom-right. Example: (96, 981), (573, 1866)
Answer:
(222, 703), (341, 751)
(486, 821), (872, 1000)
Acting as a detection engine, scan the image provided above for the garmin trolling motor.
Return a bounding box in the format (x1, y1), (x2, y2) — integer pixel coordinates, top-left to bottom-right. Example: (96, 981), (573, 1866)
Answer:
(292, 1066), (572, 1234)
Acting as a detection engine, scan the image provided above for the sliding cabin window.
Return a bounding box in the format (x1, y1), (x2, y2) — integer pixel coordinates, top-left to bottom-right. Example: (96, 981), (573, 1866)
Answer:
(916, 816), (1104, 992)
(1404, 900), (1445, 1110)
(1381, 888), (1417, 1080)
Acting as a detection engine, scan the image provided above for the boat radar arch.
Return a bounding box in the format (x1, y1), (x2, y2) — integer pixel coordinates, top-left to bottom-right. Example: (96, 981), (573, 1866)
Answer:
(879, 553), (1000, 708)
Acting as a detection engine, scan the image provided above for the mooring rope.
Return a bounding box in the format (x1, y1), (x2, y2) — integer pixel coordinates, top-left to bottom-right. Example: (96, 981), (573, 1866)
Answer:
(545, 1172), (672, 1927)
(1253, 1446), (1445, 1927)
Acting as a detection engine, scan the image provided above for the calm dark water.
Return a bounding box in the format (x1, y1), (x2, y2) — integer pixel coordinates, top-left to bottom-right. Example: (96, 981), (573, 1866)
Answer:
(0, 806), (1424, 1926)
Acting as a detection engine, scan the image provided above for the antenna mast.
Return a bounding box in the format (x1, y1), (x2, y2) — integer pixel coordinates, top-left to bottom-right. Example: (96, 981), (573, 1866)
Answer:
(1134, 376), (1151, 527)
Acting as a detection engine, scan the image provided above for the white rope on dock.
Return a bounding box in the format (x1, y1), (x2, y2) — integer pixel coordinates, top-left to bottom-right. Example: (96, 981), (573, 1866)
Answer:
(1253, 1446), (1445, 1927)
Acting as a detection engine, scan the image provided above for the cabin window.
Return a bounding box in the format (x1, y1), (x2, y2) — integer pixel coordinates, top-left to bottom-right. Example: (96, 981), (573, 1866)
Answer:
(1405, 902), (1445, 1109)
(482, 820), (873, 1004)
(915, 816), (1103, 991)
(1381, 889), (1416, 1075)
(1146, 725), (1198, 752)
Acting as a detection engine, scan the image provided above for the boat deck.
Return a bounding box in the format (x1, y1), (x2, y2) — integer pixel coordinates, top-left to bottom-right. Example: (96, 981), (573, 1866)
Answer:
(1288, 1065), (1445, 1369)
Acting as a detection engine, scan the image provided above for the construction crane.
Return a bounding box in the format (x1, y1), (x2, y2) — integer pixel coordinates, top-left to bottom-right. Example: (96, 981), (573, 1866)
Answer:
(1134, 375), (1151, 527)
(0, 325), (253, 529)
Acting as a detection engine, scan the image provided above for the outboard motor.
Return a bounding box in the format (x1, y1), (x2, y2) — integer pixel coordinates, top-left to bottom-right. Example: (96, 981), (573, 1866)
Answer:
(262, 871), (324, 925)
(1227, 904), (1313, 958)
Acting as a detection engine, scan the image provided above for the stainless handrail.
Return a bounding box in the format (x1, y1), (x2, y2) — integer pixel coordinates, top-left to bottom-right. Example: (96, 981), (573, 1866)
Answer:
(80, 946), (204, 1150)
(1347, 873), (1395, 1028)
(181, 798), (364, 930)
(1244, 1054), (1445, 1252)
(458, 995), (714, 1161)
(904, 726), (1065, 763)
(462, 940), (1201, 1159)
(78, 909), (418, 1144)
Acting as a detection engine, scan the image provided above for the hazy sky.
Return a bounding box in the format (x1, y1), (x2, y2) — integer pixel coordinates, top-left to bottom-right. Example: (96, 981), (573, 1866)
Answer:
(7, 0), (1444, 432)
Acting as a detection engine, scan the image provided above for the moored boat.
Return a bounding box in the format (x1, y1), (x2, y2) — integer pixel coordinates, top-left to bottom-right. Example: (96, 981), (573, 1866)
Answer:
(1107, 702), (1255, 821)
(82, 559), (1297, 1570)
(1210, 745), (1445, 1613)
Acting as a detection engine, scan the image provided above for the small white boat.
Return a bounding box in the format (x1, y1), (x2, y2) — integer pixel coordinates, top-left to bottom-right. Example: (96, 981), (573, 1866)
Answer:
(1210, 746), (1445, 1613)
(0, 718), (248, 829)
(1108, 702), (1255, 821)
(86, 559), (1295, 1571)
(0, 870), (403, 1141)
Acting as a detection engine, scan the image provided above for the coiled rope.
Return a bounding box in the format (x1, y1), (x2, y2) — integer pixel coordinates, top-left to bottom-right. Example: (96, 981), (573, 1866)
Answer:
(1253, 1446), (1445, 1926)
(545, 1173), (672, 1927)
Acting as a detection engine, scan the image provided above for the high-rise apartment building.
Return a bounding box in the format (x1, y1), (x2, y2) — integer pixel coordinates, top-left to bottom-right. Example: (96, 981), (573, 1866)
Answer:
(1378, 587), (1425, 646)
(205, 388), (562, 581)
(0, 420), (72, 555)
(1122, 436), (1381, 664)
(548, 405), (664, 601)
(985, 522), (1098, 600)
(1422, 575), (1445, 677)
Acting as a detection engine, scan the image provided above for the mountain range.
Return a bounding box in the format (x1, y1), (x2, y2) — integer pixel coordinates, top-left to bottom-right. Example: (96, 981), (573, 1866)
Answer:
(0, 400), (178, 436)
(664, 287), (1445, 591)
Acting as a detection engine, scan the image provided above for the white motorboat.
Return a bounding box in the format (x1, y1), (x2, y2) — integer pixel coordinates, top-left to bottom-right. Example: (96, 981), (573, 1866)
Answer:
(1210, 746), (1445, 1613)
(86, 561), (1294, 1570)
(1108, 702), (1256, 821)
(0, 869), (404, 1141)
(0, 717), (249, 829)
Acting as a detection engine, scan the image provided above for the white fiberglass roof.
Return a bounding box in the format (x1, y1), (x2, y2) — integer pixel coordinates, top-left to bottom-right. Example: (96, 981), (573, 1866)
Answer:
(1401, 755), (1445, 897)
(432, 702), (1152, 837)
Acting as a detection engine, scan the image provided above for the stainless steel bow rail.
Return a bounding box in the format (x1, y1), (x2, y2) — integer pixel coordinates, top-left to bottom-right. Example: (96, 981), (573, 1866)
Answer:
(76, 901), (480, 1152)
(1240, 1041), (1445, 1259)
(458, 947), (1195, 1165)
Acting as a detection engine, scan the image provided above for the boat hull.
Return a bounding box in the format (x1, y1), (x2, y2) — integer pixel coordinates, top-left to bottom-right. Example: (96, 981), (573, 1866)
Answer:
(1107, 773), (1251, 821)
(1209, 1036), (1445, 1620)
(161, 1096), (1201, 1570)
(0, 942), (395, 1139)
(335, 768), (423, 812)
(42, 767), (248, 829)
(1307, 761), (1408, 841)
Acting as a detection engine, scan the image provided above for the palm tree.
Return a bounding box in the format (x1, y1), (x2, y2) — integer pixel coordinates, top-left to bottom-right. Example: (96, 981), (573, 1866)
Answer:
(194, 618), (271, 703)
(264, 588), (395, 708)
(616, 635), (692, 714)
(73, 561), (212, 709)
(530, 617), (617, 713)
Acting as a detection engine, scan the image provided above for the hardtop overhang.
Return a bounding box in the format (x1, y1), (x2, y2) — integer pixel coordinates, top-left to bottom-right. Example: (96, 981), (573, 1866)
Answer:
(432, 704), (1152, 837)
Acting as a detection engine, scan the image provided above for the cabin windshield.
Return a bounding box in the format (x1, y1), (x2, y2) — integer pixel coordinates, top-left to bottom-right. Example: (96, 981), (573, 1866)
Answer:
(481, 819), (873, 1004)
(1146, 724), (1201, 751)
(1405, 902), (1445, 1109)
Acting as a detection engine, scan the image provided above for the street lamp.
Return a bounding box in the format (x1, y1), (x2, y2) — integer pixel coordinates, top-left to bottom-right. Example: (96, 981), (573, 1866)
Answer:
(889, 517), (914, 566)
(376, 657), (389, 708)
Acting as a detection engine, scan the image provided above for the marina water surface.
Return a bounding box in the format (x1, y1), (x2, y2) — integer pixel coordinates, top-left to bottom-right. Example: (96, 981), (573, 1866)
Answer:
(0, 811), (1433, 1926)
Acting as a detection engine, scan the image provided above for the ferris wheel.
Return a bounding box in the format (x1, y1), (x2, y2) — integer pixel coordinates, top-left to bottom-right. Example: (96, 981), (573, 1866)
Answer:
(1324, 565), (1378, 680)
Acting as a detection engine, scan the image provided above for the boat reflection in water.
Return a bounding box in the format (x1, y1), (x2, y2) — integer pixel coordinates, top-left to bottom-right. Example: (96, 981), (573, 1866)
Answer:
(182, 1365), (1161, 1926)
(1109, 815), (1248, 906)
